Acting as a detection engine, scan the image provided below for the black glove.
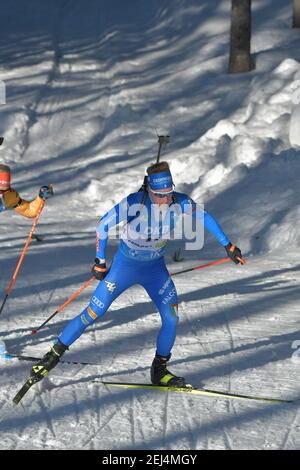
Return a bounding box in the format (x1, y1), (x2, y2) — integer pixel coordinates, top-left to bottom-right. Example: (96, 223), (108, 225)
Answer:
(92, 258), (107, 280)
(225, 243), (245, 265)
(39, 185), (54, 200)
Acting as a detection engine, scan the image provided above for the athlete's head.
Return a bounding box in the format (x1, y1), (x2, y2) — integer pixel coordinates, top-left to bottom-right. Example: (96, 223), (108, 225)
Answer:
(147, 161), (174, 205)
(0, 164), (11, 192)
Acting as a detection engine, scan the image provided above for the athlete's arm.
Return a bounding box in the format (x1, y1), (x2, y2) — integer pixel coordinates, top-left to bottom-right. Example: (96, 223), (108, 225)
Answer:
(0, 187), (48, 219)
(202, 210), (230, 246)
(183, 196), (230, 246)
(1, 188), (21, 212)
(95, 193), (141, 261)
(14, 196), (43, 218)
(184, 197), (244, 263)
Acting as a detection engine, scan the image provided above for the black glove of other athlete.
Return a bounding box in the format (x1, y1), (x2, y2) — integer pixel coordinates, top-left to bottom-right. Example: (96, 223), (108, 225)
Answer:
(225, 243), (245, 265)
(92, 258), (107, 280)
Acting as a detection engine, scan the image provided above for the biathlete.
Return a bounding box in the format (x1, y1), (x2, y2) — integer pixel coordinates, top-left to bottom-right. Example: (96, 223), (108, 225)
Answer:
(30, 161), (244, 387)
(0, 164), (53, 217)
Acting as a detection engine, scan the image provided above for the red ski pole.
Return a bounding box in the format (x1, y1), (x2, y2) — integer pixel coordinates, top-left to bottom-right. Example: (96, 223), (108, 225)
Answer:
(169, 256), (246, 277)
(31, 276), (95, 334)
(0, 199), (46, 316)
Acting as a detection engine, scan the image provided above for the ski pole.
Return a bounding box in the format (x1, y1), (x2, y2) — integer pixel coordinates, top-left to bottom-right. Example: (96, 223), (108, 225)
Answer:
(138, 135), (171, 192)
(169, 256), (246, 277)
(156, 135), (170, 163)
(0, 199), (46, 316)
(31, 276), (95, 334)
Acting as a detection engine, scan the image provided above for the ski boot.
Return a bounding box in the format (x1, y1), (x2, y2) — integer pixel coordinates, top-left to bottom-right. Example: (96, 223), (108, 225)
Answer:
(31, 340), (68, 382)
(151, 353), (188, 388)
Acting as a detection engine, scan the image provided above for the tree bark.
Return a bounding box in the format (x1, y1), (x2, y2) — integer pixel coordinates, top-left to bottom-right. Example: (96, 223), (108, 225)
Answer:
(293, 0), (300, 27)
(228, 0), (254, 74)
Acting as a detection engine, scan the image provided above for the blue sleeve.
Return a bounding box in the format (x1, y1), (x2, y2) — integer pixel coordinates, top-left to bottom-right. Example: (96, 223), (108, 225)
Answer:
(180, 195), (230, 247)
(203, 210), (230, 246)
(95, 192), (144, 259)
(0, 198), (4, 213)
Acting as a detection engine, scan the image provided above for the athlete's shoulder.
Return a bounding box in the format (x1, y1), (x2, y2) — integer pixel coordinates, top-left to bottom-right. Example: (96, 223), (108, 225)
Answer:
(172, 192), (206, 215)
(173, 191), (194, 205)
(126, 191), (147, 205)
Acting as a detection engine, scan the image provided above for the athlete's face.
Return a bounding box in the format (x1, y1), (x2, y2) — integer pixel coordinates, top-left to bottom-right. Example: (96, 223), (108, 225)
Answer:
(0, 173), (10, 193)
(149, 187), (173, 205)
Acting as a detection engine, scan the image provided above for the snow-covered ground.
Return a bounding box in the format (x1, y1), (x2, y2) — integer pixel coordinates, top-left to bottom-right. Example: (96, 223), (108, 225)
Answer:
(0, 0), (299, 450)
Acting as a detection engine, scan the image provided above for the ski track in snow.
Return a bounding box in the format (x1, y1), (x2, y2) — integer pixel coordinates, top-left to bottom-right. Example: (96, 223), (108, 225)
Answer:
(281, 408), (300, 450)
(181, 396), (199, 449)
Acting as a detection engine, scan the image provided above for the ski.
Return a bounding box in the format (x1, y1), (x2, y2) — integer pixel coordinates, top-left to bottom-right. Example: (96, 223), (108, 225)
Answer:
(94, 381), (293, 404)
(4, 353), (96, 367)
(12, 376), (41, 405)
(12, 377), (293, 406)
(9, 354), (294, 404)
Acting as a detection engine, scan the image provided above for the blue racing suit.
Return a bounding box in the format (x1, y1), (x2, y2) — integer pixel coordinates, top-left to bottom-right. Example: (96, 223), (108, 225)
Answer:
(59, 191), (230, 357)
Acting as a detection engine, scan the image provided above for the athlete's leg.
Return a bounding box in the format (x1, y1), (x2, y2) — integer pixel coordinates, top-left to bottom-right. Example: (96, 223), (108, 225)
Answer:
(59, 254), (135, 346)
(143, 270), (179, 358)
(30, 251), (141, 381)
(142, 268), (188, 387)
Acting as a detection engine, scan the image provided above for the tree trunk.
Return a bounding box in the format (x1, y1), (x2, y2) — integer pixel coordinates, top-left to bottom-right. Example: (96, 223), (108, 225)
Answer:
(228, 0), (253, 74)
(293, 0), (300, 27)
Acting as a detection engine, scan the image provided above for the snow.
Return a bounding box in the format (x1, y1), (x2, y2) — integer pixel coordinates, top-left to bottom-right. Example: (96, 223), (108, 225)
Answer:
(0, 0), (300, 450)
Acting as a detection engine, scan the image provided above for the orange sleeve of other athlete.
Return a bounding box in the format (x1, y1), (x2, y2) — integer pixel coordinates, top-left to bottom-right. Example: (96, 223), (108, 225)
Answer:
(14, 195), (43, 218)
(2, 188), (21, 209)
